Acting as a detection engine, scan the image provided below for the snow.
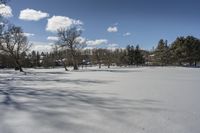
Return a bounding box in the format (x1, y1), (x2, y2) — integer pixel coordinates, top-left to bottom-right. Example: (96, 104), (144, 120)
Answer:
(0, 67), (200, 133)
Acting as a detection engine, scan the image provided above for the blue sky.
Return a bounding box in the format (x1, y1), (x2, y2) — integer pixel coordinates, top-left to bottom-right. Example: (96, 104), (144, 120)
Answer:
(4, 0), (200, 50)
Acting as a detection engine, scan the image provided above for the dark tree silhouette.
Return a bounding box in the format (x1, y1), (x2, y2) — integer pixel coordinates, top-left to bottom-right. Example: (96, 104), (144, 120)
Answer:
(171, 36), (200, 66)
(134, 45), (145, 66)
(126, 45), (135, 65)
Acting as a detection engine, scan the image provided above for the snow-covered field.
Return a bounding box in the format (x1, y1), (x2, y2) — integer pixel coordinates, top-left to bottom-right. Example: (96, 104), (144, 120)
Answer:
(0, 67), (200, 133)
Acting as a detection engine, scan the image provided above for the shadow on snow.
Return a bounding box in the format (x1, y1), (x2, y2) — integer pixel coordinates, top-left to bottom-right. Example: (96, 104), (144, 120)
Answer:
(0, 70), (166, 133)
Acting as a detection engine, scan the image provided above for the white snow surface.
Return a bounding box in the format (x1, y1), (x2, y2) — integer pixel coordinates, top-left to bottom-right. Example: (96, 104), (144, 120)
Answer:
(0, 67), (200, 133)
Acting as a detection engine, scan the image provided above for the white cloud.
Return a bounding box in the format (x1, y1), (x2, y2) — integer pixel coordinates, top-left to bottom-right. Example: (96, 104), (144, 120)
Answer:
(19, 8), (49, 21)
(123, 32), (131, 36)
(107, 43), (119, 50)
(30, 42), (53, 53)
(47, 36), (59, 41)
(75, 37), (86, 44)
(107, 26), (118, 33)
(46, 16), (83, 32)
(83, 47), (94, 50)
(108, 43), (119, 47)
(86, 39), (108, 46)
(23, 33), (35, 37)
(0, 4), (12, 17)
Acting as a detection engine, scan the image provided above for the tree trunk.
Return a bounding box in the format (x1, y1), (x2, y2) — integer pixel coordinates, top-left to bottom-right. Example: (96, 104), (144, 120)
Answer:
(71, 50), (78, 70)
(72, 57), (78, 70)
(194, 61), (197, 67)
(62, 61), (68, 71)
(19, 65), (23, 72)
(64, 66), (68, 71)
(108, 63), (110, 68)
(99, 62), (101, 69)
(178, 61), (182, 66)
(189, 61), (192, 67)
(73, 63), (78, 70)
(15, 60), (23, 72)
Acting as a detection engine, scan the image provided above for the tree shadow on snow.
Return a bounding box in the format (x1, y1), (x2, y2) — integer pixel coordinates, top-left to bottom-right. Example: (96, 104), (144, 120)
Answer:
(79, 69), (143, 73)
(0, 86), (167, 132)
(0, 71), (166, 133)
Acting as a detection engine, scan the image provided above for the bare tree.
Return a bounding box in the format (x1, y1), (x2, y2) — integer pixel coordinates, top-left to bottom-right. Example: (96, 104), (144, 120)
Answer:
(92, 49), (104, 69)
(57, 26), (85, 70)
(104, 49), (112, 68)
(52, 44), (70, 71)
(0, 25), (31, 72)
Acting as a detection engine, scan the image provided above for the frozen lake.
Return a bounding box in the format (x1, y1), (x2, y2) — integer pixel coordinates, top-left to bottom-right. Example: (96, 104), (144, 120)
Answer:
(0, 67), (200, 133)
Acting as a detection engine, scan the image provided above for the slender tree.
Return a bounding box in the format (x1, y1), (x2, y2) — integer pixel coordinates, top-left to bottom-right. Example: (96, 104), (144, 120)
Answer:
(92, 49), (104, 69)
(126, 45), (135, 65)
(134, 45), (144, 66)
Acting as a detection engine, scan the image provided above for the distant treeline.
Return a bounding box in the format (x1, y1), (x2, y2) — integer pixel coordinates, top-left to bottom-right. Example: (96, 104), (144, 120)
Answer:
(1, 35), (200, 70)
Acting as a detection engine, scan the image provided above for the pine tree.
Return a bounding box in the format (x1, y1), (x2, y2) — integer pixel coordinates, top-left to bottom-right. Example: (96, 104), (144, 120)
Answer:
(134, 45), (144, 66)
(154, 39), (170, 65)
(126, 45), (135, 65)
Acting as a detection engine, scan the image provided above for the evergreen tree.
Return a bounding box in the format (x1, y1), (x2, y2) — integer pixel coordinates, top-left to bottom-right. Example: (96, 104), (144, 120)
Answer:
(126, 45), (135, 65)
(154, 39), (170, 65)
(134, 45), (145, 66)
(184, 36), (200, 66)
(171, 36), (200, 66)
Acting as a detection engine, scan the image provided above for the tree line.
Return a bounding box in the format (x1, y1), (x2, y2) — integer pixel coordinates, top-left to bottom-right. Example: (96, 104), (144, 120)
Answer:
(1, 31), (200, 72)
(154, 37), (200, 66)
